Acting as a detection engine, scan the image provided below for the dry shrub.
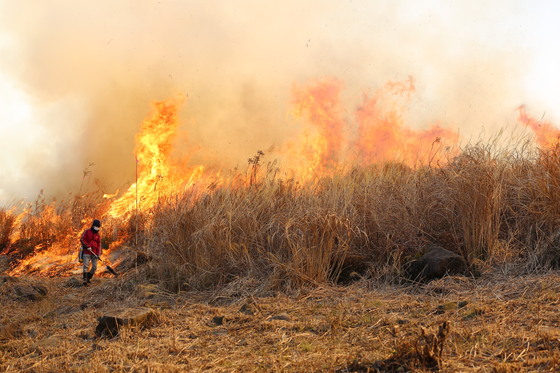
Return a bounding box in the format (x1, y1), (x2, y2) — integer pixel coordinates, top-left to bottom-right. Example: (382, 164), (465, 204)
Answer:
(145, 142), (560, 290)
(268, 212), (352, 288)
(340, 321), (451, 372)
(379, 321), (450, 371)
(0, 208), (16, 252)
(447, 145), (505, 263)
(512, 147), (560, 269)
(146, 176), (356, 291)
(144, 158), (448, 290)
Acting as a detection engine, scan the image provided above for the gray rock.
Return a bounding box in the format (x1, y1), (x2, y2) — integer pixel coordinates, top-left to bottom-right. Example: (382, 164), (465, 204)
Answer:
(404, 246), (467, 282)
(0, 255), (10, 273)
(64, 277), (83, 288)
(269, 313), (291, 321)
(210, 316), (225, 326)
(43, 305), (80, 318)
(13, 283), (48, 301)
(239, 303), (256, 315)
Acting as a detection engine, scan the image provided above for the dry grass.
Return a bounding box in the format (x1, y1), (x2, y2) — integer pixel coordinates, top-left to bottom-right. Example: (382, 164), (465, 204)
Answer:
(138, 142), (560, 291)
(2, 141), (560, 370)
(2, 141), (560, 289)
(1, 271), (560, 372)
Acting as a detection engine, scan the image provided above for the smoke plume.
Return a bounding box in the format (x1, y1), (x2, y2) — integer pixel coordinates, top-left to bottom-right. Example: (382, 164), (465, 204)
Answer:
(0, 0), (546, 203)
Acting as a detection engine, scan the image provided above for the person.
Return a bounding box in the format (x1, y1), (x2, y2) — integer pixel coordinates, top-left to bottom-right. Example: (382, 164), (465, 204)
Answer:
(80, 219), (102, 286)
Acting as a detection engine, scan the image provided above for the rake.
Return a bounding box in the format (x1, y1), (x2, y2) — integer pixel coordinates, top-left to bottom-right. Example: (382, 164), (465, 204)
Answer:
(89, 251), (118, 277)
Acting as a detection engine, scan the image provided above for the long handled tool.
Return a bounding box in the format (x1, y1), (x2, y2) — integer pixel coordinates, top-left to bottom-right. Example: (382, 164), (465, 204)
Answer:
(89, 251), (118, 277)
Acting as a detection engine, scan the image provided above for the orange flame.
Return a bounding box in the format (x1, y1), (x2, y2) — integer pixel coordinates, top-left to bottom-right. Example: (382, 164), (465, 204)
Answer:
(106, 97), (205, 218)
(517, 105), (560, 150)
(356, 77), (458, 166)
(292, 78), (345, 174)
(289, 77), (458, 173)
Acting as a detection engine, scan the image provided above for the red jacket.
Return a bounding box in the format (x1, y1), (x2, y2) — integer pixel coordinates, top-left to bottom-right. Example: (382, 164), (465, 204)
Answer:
(80, 228), (101, 256)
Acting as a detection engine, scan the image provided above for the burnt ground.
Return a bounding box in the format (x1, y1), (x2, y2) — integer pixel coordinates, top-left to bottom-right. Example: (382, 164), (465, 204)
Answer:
(1, 270), (560, 372)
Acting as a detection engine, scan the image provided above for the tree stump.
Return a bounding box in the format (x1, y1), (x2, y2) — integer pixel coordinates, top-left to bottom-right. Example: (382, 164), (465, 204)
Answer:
(95, 307), (158, 338)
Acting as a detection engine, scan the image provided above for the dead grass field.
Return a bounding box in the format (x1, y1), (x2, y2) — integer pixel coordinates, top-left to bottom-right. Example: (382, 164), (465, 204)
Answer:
(1, 270), (560, 372)
(3, 140), (560, 372)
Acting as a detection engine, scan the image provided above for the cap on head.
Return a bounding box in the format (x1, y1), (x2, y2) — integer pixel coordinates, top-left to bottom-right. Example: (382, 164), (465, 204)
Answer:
(92, 219), (101, 228)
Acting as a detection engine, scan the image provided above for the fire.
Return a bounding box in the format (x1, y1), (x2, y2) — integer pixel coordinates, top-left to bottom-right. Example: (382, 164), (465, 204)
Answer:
(355, 77), (458, 166)
(106, 97), (206, 218)
(16, 76), (553, 277)
(289, 77), (459, 175)
(517, 105), (560, 150)
(292, 78), (345, 175)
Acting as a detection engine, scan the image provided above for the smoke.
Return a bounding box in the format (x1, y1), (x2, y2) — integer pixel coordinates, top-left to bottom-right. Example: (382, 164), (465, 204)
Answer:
(0, 0), (548, 203)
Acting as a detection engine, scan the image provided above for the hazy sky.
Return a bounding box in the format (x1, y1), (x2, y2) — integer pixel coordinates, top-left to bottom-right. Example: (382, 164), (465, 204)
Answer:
(1, 0), (559, 204)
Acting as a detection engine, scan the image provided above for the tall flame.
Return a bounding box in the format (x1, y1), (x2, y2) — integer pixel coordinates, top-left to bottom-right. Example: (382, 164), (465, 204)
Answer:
(292, 78), (345, 174)
(106, 97), (205, 218)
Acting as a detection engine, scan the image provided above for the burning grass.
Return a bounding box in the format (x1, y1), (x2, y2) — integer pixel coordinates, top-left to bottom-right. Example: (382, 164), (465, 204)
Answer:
(2, 92), (560, 288)
(1, 81), (560, 370)
(138, 142), (560, 291)
(2, 140), (560, 288)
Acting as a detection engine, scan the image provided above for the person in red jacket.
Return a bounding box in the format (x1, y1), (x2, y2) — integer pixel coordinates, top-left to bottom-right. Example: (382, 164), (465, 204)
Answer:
(80, 219), (102, 286)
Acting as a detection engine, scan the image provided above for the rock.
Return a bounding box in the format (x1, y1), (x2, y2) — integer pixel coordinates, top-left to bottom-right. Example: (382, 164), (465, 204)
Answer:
(210, 316), (225, 326)
(404, 246), (467, 282)
(43, 305), (80, 318)
(95, 307), (158, 338)
(0, 322), (23, 340)
(64, 277), (83, 288)
(13, 283), (48, 301)
(62, 294), (78, 302)
(239, 303), (256, 315)
(269, 313), (291, 321)
(0, 275), (17, 284)
(0, 255), (10, 273)
(31, 336), (62, 351)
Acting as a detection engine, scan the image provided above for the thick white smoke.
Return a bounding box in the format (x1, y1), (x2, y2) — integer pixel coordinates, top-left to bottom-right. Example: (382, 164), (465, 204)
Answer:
(0, 0), (557, 203)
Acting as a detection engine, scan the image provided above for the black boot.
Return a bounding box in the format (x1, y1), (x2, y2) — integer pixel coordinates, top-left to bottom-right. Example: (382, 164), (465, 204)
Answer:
(83, 272), (88, 286)
(87, 272), (94, 283)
